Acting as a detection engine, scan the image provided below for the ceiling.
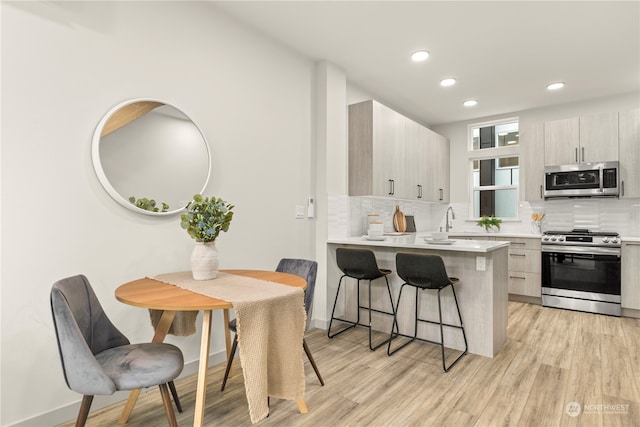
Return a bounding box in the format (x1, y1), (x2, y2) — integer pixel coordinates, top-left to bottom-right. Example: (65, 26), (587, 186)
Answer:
(213, 1), (639, 126)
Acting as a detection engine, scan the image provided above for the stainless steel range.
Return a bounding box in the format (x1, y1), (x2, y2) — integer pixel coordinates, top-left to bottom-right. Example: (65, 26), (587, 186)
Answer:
(541, 229), (621, 316)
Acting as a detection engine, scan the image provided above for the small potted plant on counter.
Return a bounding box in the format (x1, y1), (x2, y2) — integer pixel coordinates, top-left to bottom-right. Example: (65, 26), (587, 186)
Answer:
(476, 215), (502, 232)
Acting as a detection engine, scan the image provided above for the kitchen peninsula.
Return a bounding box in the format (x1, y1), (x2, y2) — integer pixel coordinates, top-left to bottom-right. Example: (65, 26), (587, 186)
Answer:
(327, 234), (510, 358)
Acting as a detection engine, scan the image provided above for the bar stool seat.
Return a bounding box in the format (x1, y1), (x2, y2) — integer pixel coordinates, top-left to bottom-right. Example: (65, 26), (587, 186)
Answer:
(328, 248), (397, 351)
(387, 253), (468, 372)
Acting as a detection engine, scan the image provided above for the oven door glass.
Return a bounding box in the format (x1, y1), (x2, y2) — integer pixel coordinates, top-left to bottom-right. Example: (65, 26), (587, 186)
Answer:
(542, 251), (621, 295)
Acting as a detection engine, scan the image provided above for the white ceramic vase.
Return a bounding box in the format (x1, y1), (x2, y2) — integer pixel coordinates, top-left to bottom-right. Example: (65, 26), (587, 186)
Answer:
(190, 241), (219, 280)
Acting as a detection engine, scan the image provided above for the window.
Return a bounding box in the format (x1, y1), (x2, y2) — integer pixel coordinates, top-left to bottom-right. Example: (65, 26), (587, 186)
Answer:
(469, 119), (519, 219)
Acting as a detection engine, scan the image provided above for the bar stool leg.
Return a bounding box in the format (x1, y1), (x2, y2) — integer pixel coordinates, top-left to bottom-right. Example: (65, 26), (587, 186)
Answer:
(328, 275), (359, 338)
(387, 284), (415, 355)
(451, 285), (468, 354)
(439, 284), (468, 372)
(356, 279), (362, 326)
(368, 280), (374, 350)
(367, 277), (398, 351)
(437, 288), (447, 372)
(384, 277), (398, 337)
(327, 276), (341, 337)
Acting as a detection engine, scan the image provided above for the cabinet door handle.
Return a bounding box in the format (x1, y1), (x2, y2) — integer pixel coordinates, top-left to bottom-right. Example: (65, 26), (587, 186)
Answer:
(439, 188), (443, 201)
(621, 181), (625, 197)
(540, 184), (543, 199)
(624, 243), (640, 246)
(388, 179), (395, 195)
(417, 184), (423, 199)
(509, 254), (526, 257)
(509, 275), (526, 280)
(575, 147), (578, 163)
(581, 147), (585, 162)
(511, 242), (526, 246)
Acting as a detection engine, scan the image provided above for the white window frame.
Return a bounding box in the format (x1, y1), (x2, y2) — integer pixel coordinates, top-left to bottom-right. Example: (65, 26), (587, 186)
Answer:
(467, 117), (520, 220)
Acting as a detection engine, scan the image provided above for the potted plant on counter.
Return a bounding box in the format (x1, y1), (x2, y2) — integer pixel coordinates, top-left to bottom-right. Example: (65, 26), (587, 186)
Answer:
(180, 194), (234, 280)
(476, 215), (502, 232)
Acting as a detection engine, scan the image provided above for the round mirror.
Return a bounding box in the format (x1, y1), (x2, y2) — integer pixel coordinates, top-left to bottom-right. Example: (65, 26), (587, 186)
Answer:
(92, 99), (211, 216)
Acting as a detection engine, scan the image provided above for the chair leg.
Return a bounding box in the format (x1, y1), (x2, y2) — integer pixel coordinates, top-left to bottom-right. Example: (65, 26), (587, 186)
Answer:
(328, 276), (357, 338)
(437, 288), (447, 372)
(439, 285), (468, 372)
(75, 395), (93, 427)
(167, 381), (182, 413)
(303, 338), (324, 386)
(384, 276), (399, 338)
(158, 383), (178, 427)
(367, 277), (397, 351)
(388, 284), (415, 355)
(221, 333), (239, 391)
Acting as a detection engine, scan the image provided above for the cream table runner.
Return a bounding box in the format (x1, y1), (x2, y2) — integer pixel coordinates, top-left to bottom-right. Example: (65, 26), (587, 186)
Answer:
(149, 271), (306, 423)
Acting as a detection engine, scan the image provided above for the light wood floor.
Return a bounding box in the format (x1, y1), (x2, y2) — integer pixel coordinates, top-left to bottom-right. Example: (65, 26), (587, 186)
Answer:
(58, 302), (640, 427)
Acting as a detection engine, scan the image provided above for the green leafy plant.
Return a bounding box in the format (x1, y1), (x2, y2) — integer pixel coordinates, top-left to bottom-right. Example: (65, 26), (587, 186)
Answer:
(129, 197), (169, 213)
(476, 215), (502, 232)
(180, 194), (234, 242)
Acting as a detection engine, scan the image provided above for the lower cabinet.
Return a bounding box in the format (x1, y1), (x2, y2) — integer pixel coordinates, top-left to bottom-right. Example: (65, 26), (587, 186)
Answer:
(622, 242), (640, 311)
(506, 237), (541, 298)
(448, 235), (542, 299)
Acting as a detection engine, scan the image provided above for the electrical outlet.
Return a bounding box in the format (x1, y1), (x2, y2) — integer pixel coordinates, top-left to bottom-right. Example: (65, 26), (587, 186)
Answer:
(476, 256), (486, 271)
(295, 205), (305, 219)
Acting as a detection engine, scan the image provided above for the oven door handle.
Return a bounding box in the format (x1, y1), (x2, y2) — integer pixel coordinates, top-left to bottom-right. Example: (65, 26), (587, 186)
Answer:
(541, 245), (621, 256)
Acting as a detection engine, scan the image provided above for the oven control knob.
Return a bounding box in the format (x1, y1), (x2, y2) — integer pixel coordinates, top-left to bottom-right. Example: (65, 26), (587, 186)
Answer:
(542, 235), (549, 241)
(611, 237), (619, 244)
(550, 236), (557, 241)
(558, 236), (565, 242)
(603, 237), (610, 243)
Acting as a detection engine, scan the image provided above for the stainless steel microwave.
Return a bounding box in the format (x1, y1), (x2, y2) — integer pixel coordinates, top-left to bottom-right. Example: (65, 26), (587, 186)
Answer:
(544, 161), (619, 199)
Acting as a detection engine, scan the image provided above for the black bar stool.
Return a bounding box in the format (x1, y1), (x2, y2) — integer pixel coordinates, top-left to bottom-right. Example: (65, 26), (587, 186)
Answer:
(328, 248), (397, 351)
(387, 253), (468, 372)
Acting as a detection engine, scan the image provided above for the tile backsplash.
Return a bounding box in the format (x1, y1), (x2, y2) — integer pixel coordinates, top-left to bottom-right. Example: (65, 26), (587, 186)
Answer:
(328, 194), (640, 237)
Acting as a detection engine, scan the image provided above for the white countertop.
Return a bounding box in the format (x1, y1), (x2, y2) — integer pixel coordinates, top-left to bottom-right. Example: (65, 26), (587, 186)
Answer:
(327, 233), (510, 253)
(622, 236), (640, 243)
(447, 232), (541, 239)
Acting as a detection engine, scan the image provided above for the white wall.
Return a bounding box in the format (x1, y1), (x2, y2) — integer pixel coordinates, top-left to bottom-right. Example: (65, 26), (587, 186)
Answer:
(1, 2), (317, 425)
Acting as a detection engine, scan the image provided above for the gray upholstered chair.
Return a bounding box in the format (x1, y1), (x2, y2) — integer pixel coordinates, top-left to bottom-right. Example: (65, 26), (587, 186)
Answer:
(50, 274), (184, 426)
(220, 258), (324, 391)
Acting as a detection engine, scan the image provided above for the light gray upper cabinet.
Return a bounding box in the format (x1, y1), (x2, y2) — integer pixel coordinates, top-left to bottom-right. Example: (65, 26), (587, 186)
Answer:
(349, 100), (405, 197)
(579, 112), (619, 162)
(349, 100), (450, 201)
(430, 131), (450, 203)
(544, 112), (618, 165)
(520, 122), (545, 201)
(404, 117), (429, 200)
(619, 108), (640, 198)
(543, 117), (579, 165)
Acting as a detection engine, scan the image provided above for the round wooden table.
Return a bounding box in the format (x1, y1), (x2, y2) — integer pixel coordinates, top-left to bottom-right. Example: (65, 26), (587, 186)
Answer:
(115, 270), (307, 427)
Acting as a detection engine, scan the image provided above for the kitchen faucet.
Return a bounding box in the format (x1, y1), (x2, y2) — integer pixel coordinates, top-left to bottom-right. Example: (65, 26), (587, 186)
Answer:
(445, 206), (455, 232)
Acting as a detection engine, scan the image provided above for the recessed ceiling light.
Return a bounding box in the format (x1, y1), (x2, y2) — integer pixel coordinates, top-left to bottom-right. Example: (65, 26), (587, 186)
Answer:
(440, 78), (456, 87)
(547, 82), (565, 90)
(463, 100), (478, 107)
(411, 50), (430, 62)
